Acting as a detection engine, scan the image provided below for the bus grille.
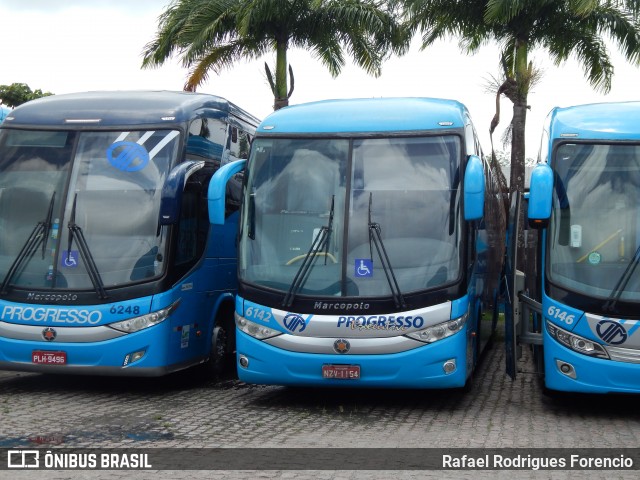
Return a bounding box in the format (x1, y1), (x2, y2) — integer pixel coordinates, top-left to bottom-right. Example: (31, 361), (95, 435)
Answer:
(606, 345), (640, 364)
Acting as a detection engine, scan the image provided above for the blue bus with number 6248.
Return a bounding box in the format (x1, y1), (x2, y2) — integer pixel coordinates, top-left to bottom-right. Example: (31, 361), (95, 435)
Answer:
(0, 90), (259, 376)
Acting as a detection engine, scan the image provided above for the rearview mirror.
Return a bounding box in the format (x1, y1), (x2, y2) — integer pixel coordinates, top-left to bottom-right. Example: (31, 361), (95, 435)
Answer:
(464, 155), (485, 221)
(528, 163), (553, 228)
(209, 159), (247, 225)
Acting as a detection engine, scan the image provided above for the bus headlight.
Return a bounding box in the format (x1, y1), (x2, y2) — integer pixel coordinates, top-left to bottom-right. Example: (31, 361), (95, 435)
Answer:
(546, 321), (609, 359)
(108, 301), (179, 333)
(236, 313), (281, 340)
(405, 314), (467, 344)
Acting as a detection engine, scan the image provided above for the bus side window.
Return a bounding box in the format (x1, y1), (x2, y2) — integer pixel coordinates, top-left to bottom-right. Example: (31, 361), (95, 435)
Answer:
(227, 127), (251, 162)
(186, 117), (226, 162)
(225, 174), (242, 217)
(238, 131), (251, 159)
(175, 179), (209, 268)
(175, 189), (198, 266)
(464, 122), (478, 156)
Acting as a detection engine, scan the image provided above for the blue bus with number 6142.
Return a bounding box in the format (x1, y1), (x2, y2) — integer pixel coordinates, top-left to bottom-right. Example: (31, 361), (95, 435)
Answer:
(233, 97), (505, 388)
(0, 91), (259, 376)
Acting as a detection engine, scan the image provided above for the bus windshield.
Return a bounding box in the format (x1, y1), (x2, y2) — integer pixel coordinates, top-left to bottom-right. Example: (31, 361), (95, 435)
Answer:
(0, 129), (178, 291)
(548, 143), (640, 303)
(239, 135), (462, 299)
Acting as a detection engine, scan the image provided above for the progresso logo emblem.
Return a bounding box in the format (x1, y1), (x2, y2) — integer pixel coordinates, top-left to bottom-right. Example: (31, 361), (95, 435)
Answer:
(596, 320), (628, 345)
(283, 313), (311, 333)
(333, 338), (351, 354)
(42, 327), (57, 342)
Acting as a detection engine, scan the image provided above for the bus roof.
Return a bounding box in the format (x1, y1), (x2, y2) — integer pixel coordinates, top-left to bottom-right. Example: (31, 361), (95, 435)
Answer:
(2, 90), (260, 128)
(256, 97), (469, 135)
(549, 101), (640, 141)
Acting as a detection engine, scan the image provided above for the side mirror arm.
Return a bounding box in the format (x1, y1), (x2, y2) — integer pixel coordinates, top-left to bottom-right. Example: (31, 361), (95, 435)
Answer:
(158, 160), (205, 225)
(208, 159), (247, 225)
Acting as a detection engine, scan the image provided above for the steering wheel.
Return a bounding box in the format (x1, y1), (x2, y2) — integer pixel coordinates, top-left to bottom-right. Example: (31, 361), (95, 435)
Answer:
(286, 252), (338, 265)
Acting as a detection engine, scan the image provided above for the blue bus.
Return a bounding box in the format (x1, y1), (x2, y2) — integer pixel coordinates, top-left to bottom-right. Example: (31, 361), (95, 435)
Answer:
(509, 101), (640, 393)
(0, 91), (259, 376)
(233, 98), (505, 388)
(0, 106), (10, 124)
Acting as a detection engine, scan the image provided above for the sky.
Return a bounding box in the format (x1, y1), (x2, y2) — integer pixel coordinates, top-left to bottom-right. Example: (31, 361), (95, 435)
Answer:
(1, 0), (640, 160)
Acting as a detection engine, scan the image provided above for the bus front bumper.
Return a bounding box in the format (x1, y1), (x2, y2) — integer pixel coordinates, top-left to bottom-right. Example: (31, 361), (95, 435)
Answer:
(235, 329), (469, 389)
(544, 333), (640, 394)
(0, 320), (202, 377)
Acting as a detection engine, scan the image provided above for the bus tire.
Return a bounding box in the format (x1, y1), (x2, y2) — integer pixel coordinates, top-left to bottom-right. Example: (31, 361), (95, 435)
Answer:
(203, 325), (228, 379)
(458, 372), (475, 393)
(541, 385), (570, 403)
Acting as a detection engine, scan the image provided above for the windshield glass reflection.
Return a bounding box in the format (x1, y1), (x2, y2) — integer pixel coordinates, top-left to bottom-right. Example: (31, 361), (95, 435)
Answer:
(239, 135), (462, 299)
(0, 129), (177, 291)
(548, 143), (640, 302)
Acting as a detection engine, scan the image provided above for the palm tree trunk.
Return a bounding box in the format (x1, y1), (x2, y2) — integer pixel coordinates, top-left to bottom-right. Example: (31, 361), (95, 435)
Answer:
(510, 38), (529, 195)
(274, 36), (289, 110)
(510, 102), (527, 194)
(510, 100), (528, 269)
(511, 38), (530, 268)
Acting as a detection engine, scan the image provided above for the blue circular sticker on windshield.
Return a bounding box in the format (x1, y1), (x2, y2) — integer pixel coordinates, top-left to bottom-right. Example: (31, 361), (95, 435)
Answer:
(588, 251), (601, 265)
(106, 141), (150, 172)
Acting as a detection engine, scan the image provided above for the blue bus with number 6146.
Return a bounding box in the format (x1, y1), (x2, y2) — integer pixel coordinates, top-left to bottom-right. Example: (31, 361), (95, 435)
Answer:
(0, 91), (259, 376)
(508, 101), (640, 393)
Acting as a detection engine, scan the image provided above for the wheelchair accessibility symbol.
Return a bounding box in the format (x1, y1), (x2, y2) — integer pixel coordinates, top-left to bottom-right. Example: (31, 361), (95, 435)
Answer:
(61, 250), (79, 268)
(355, 259), (373, 278)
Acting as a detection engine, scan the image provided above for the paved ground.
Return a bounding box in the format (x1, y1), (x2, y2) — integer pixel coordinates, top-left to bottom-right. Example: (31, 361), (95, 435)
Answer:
(1, 343), (639, 480)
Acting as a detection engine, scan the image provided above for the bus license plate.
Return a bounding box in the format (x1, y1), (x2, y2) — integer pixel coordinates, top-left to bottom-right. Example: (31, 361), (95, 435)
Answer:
(322, 365), (360, 380)
(32, 351), (67, 365)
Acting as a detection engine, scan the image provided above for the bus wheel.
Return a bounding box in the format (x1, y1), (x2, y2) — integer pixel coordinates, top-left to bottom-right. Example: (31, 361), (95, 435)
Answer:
(205, 325), (227, 378)
(458, 372), (475, 393)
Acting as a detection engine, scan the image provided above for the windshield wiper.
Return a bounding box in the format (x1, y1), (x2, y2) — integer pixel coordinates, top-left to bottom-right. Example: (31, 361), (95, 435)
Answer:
(1, 191), (56, 294)
(604, 244), (640, 313)
(368, 193), (406, 309)
(66, 194), (108, 299)
(282, 196), (334, 308)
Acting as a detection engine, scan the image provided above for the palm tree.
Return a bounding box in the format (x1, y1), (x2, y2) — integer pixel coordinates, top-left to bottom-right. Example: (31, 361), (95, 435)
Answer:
(142, 0), (408, 110)
(403, 0), (640, 194)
